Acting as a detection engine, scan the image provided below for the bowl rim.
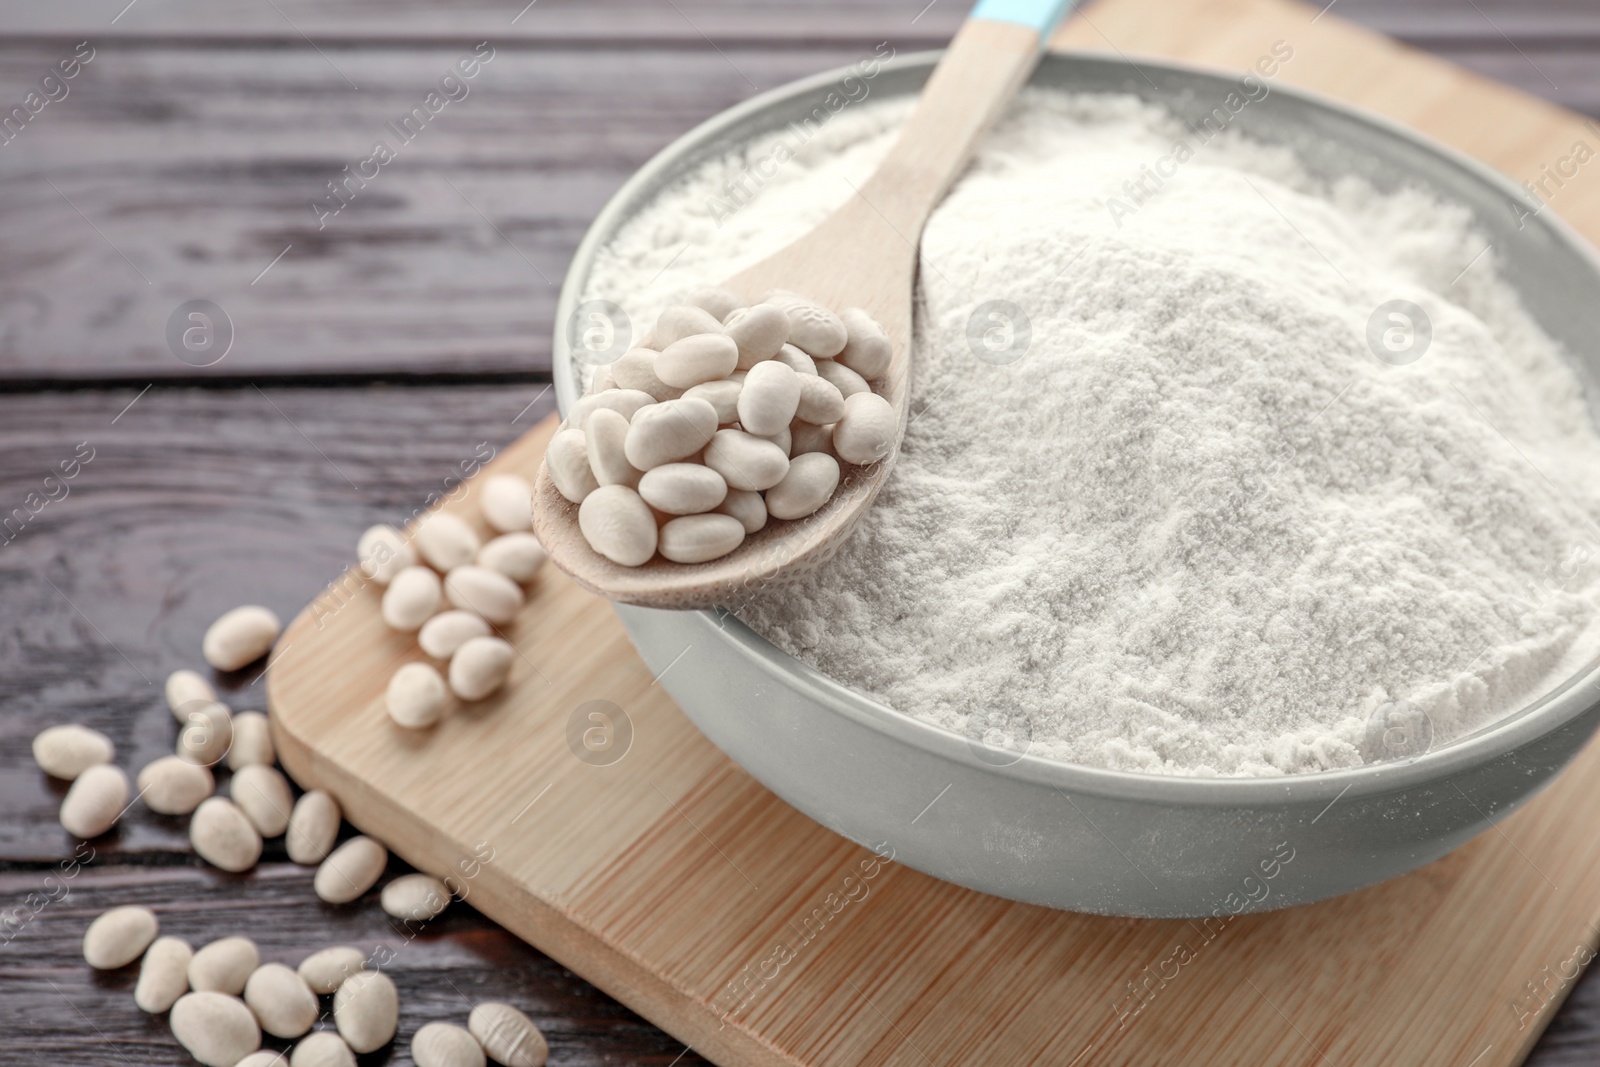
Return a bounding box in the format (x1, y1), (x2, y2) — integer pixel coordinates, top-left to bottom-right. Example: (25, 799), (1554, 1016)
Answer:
(553, 48), (1600, 806)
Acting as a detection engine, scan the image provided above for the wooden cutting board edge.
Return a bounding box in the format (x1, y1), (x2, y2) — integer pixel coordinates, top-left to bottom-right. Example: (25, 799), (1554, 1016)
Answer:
(269, 420), (792, 1067)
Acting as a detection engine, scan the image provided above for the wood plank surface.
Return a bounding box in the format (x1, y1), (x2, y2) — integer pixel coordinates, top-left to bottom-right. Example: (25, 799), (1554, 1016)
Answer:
(0, 42), (886, 381)
(0, 0), (1594, 381)
(6, 0), (1600, 1063)
(0, 387), (724, 1064)
(0, 862), (699, 1064)
(0, 0), (1593, 46)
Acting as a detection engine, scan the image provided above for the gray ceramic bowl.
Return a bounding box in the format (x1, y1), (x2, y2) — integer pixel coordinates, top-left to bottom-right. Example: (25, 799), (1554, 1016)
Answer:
(551, 51), (1600, 917)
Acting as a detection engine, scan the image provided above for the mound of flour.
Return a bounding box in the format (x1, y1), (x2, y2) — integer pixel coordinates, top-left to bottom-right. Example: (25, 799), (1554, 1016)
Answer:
(583, 90), (1600, 776)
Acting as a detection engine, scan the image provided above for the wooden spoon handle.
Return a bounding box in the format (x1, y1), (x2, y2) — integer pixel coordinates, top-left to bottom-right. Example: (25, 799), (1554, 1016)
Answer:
(857, 0), (1078, 237)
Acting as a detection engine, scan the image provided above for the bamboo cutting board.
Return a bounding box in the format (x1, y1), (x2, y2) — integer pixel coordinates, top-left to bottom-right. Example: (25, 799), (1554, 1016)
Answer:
(269, 1), (1600, 1063)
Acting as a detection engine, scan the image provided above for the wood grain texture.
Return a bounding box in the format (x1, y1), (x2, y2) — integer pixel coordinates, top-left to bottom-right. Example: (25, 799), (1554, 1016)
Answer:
(0, 863), (702, 1064)
(276, 408), (1600, 1067)
(0, 385), (551, 860)
(271, 1), (1600, 1064)
(0, 0), (970, 43)
(0, 384), (704, 1065)
(4, 0), (1600, 1063)
(0, 41), (898, 381)
(0, 0), (1593, 382)
(0, 389), (1596, 1064)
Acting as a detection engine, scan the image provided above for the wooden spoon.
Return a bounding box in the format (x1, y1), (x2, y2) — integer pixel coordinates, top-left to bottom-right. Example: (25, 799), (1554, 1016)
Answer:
(534, 0), (1077, 609)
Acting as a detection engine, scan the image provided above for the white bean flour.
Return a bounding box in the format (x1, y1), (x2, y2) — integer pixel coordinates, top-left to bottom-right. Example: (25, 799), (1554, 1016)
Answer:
(582, 89), (1600, 776)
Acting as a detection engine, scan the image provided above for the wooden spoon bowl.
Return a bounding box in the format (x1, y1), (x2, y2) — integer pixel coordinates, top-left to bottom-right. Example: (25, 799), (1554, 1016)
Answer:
(533, 9), (1068, 610)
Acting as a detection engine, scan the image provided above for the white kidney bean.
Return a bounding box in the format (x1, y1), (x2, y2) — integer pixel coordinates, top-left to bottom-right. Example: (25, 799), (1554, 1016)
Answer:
(297, 945), (366, 994)
(832, 390), (897, 465)
(203, 605), (281, 671)
(245, 962), (319, 1039)
(656, 333), (740, 389)
(138, 755), (214, 815)
(238, 1052), (290, 1067)
(566, 388), (656, 430)
(357, 525), (417, 585)
(611, 347), (680, 402)
(189, 936), (259, 995)
(315, 835), (387, 904)
(723, 303), (789, 369)
(448, 636), (516, 701)
(682, 378), (741, 423)
(190, 797), (263, 873)
(387, 661), (449, 728)
(764, 291), (847, 358)
(638, 463), (727, 515)
(837, 307), (893, 378)
(654, 303), (724, 346)
(717, 489), (768, 534)
(480, 473), (534, 533)
(286, 789), (341, 866)
(795, 374), (846, 424)
(135, 936), (192, 1012)
(789, 419), (836, 457)
(686, 285), (742, 322)
(83, 905), (158, 969)
(736, 359), (802, 436)
(165, 669), (217, 722)
(585, 407), (643, 488)
(170, 992), (262, 1067)
(228, 711), (274, 769)
(381, 873), (452, 921)
(469, 1002), (548, 1067)
(231, 764), (293, 837)
(177, 701), (233, 767)
(765, 453), (842, 520)
(381, 566), (442, 632)
(762, 424), (793, 457)
(816, 357), (869, 398)
(415, 511), (481, 572)
(444, 565), (524, 625)
(292, 1031), (356, 1067)
(418, 610), (492, 658)
(623, 397), (718, 470)
(32, 723), (113, 780)
(334, 969), (399, 1053)
(577, 484), (658, 566)
(587, 363), (616, 392)
(704, 429), (789, 491)
(659, 513), (747, 563)
(476, 532), (547, 584)
(772, 343), (817, 376)
(60, 763), (129, 839)
(546, 427), (599, 503)
(413, 1021), (487, 1067)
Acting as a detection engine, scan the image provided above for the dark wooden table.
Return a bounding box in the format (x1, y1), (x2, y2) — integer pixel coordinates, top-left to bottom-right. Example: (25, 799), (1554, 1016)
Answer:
(3, 1), (1599, 1063)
